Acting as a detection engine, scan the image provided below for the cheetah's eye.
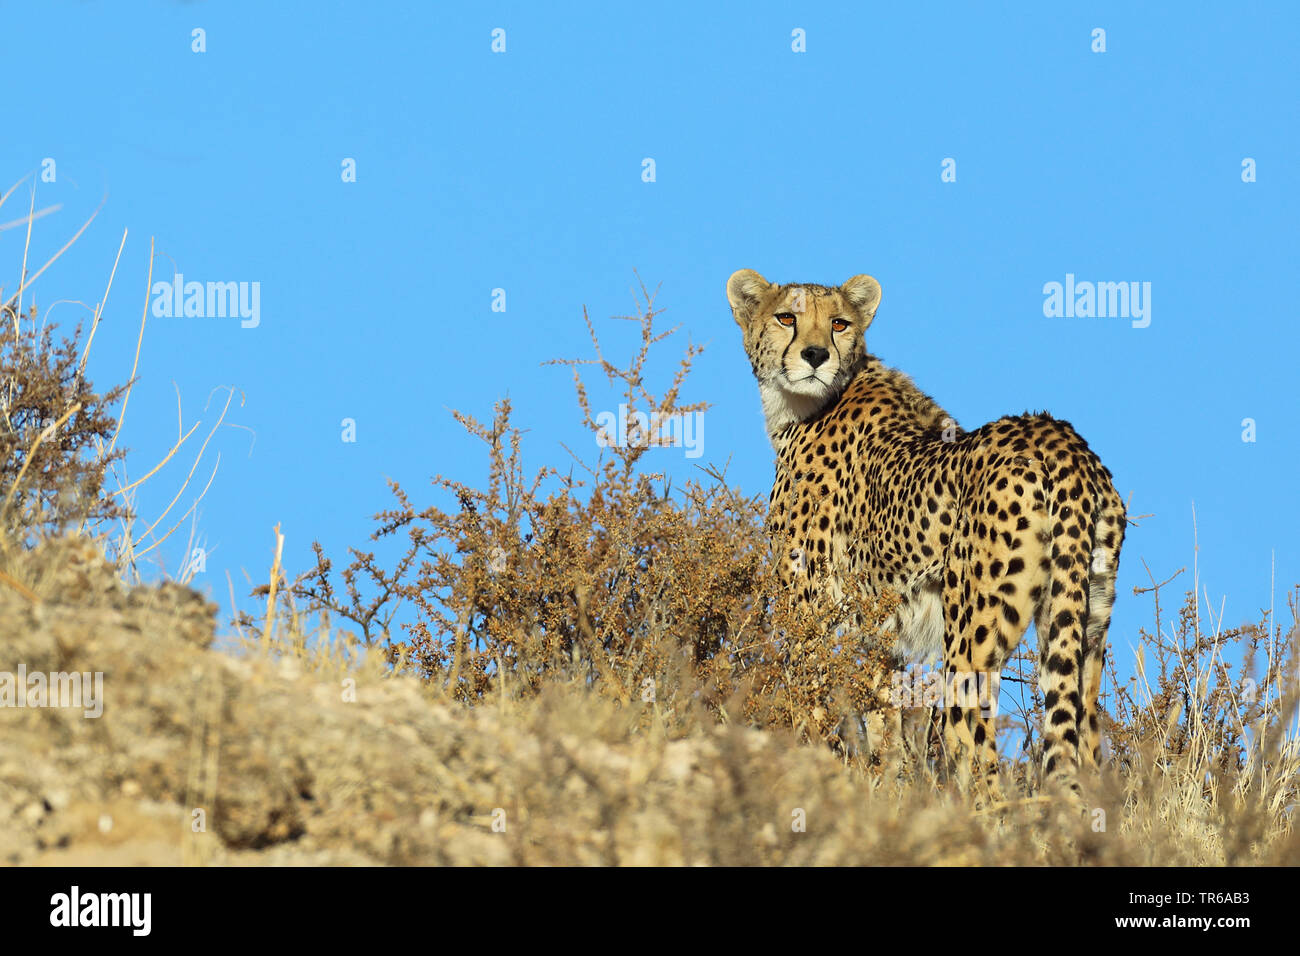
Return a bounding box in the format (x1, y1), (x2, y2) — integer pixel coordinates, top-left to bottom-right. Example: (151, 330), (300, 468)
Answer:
(775, 312), (796, 327)
(831, 318), (849, 332)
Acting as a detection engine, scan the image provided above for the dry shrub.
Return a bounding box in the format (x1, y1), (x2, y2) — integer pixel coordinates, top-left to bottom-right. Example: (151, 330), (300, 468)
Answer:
(286, 281), (900, 764)
(0, 305), (126, 547)
(0, 203), (236, 590)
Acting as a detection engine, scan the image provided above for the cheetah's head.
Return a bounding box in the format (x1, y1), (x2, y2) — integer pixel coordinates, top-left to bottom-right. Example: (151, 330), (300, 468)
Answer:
(727, 269), (881, 439)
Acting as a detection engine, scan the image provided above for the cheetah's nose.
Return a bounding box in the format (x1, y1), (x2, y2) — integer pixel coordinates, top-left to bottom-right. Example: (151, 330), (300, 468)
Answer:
(801, 346), (830, 369)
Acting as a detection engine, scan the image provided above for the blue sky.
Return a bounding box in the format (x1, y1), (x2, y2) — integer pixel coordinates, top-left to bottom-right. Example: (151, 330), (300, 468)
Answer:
(6, 2), (1298, 694)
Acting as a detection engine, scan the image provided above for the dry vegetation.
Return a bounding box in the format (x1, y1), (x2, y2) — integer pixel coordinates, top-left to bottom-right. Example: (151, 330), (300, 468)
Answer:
(1, 211), (1296, 864)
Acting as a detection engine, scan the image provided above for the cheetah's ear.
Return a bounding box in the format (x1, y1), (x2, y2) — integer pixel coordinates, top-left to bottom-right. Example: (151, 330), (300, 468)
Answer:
(727, 269), (772, 330)
(841, 275), (882, 325)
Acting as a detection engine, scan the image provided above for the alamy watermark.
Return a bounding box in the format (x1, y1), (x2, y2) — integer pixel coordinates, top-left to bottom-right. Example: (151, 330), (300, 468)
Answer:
(1042, 273), (1150, 328)
(595, 403), (704, 459)
(1, 664), (103, 718)
(892, 666), (999, 717)
(50, 886), (150, 935)
(150, 273), (260, 328)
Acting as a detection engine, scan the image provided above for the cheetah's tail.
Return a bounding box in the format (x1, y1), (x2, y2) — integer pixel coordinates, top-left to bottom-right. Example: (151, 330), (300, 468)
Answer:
(1038, 453), (1128, 790)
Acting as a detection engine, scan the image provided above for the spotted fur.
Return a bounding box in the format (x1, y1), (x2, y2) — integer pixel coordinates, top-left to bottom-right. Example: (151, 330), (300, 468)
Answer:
(728, 269), (1125, 794)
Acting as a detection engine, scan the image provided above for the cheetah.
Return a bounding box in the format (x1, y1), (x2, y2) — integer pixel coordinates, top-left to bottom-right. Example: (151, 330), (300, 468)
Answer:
(727, 268), (1126, 795)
